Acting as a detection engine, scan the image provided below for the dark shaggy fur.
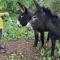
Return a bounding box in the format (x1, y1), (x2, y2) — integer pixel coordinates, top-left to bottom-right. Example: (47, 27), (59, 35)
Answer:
(17, 2), (49, 47)
(26, 1), (60, 56)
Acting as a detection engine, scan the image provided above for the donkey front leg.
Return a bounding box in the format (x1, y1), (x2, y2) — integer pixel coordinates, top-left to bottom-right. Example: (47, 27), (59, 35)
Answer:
(33, 31), (39, 47)
(40, 32), (44, 47)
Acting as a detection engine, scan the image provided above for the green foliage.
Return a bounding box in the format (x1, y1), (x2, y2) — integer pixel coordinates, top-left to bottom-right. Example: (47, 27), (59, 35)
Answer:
(51, 0), (60, 13)
(5, 0), (19, 14)
(0, 0), (60, 14)
(55, 43), (60, 57)
(18, 0), (33, 8)
(2, 16), (34, 40)
(7, 53), (17, 60)
(0, 0), (7, 10)
(43, 0), (53, 8)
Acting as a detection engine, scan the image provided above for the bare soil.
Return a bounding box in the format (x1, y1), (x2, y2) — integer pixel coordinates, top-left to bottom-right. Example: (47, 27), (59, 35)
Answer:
(0, 40), (59, 60)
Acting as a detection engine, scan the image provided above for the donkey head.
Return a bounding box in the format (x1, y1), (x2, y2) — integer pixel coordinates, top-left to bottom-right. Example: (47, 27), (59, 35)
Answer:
(17, 0), (42, 27)
(17, 2), (33, 27)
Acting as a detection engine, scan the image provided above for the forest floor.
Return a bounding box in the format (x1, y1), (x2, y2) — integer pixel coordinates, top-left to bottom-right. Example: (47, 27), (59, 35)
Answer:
(0, 40), (60, 60)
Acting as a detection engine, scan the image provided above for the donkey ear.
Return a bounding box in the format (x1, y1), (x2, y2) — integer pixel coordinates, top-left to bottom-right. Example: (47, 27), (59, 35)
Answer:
(17, 2), (25, 8)
(17, 2), (27, 12)
(33, 0), (41, 10)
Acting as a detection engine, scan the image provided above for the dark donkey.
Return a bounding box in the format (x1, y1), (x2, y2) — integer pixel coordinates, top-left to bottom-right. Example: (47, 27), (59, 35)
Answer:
(17, 2), (49, 47)
(26, 0), (60, 56)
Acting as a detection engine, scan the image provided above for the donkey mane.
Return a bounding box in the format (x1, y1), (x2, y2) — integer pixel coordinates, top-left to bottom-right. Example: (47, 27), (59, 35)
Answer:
(33, 0), (58, 18)
(42, 7), (58, 18)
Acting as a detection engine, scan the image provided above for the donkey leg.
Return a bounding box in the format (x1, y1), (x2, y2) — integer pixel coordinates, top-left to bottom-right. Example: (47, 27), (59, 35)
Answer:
(40, 32), (44, 47)
(33, 31), (39, 47)
(47, 32), (49, 42)
(51, 36), (56, 57)
(46, 32), (50, 47)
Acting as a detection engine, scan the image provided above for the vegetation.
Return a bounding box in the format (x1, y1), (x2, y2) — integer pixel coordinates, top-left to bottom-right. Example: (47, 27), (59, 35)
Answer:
(0, 0), (60, 40)
(0, 0), (60, 59)
(2, 16), (34, 40)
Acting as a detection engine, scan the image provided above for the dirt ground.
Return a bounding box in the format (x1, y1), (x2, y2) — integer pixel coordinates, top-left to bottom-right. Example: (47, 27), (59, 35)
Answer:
(0, 40), (60, 60)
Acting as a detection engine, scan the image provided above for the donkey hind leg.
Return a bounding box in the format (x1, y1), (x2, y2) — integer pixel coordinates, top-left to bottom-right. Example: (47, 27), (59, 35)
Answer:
(33, 31), (39, 47)
(51, 36), (56, 57)
(40, 32), (44, 47)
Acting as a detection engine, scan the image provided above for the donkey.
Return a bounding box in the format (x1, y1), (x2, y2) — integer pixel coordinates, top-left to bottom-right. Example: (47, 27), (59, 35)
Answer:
(26, 0), (60, 56)
(17, 2), (49, 47)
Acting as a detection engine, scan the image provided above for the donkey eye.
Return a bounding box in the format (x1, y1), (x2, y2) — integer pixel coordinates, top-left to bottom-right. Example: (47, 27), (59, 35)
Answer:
(33, 16), (36, 18)
(32, 15), (38, 21)
(32, 16), (37, 19)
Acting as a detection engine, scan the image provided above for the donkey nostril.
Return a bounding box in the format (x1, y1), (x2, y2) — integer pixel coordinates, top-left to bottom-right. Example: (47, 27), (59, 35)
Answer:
(26, 22), (33, 31)
(26, 25), (31, 31)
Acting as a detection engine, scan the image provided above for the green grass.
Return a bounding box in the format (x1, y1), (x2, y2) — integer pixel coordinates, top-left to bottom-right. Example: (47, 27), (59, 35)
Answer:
(2, 16), (34, 41)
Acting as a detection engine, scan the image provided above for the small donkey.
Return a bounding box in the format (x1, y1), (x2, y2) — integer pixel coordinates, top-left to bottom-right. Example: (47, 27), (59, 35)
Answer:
(26, 0), (60, 56)
(17, 2), (49, 47)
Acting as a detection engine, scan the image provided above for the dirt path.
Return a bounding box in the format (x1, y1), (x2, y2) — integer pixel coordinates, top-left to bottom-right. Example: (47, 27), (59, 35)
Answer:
(0, 40), (40, 60)
(0, 40), (59, 60)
